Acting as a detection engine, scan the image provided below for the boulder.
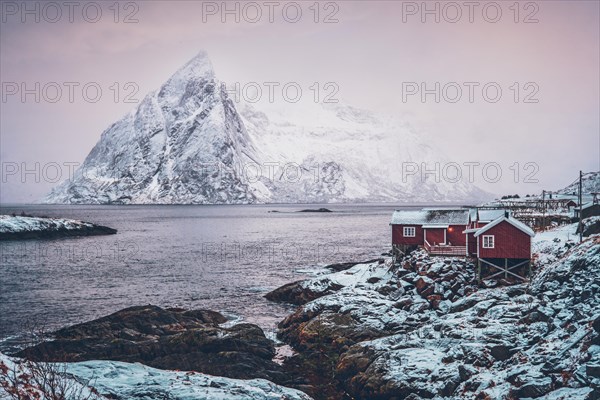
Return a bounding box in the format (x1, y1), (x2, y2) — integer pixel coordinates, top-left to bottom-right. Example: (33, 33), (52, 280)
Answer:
(265, 280), (344, 305)
(16, 305), (285, 382)
(512, 377), (553, 398)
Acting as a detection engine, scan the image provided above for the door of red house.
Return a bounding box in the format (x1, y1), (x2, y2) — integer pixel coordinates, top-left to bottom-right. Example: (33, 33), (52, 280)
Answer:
(425, 228), (446, 245)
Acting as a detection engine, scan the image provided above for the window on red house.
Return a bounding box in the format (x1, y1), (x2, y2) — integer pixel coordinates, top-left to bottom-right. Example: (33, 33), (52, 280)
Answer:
(482, 235), (495, 248)
(403, 227), (416, 237)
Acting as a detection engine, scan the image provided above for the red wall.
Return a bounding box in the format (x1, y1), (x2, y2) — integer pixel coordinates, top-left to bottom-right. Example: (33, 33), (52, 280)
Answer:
(424, 228), (445, 245)
(447, 225), (467, 246)
(392, 225), (423, 246)
(392, 224), (468, 247)
(466, 232), (477, 256)
(477, 221), (531, 259)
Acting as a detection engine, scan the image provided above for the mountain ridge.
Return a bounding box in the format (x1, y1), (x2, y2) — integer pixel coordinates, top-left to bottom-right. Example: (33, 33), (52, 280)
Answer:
(45, 52), (490, 204)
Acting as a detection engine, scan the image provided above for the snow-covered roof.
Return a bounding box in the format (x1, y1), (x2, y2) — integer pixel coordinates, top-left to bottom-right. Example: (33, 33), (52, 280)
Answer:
(391, 209), (469, 225)
(469, 208), (478, 221)
(473, 215), (535, 238)
(551, 193), (579, 201)
(582, 201), (599, 210)
(477, 209), (508, 222)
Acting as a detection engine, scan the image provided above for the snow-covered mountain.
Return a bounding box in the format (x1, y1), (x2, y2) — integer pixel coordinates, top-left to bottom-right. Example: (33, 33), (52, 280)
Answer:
(45, 52), (489, 204)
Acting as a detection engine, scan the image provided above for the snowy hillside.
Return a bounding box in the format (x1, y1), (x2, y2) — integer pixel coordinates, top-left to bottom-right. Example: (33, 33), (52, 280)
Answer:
(239, 101), (488, 202)
(557, 171), (600, 196)
(45, 52), (488, 204)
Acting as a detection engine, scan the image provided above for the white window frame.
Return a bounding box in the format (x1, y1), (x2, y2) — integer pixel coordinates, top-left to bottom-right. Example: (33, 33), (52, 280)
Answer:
(482, 235), (495, 249)
(403, 227), (416, 237)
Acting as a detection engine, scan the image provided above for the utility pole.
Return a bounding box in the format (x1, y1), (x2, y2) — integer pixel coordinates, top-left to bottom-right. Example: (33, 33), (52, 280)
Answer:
(542, 190), (546, 231)
(579, 170), (583, 243)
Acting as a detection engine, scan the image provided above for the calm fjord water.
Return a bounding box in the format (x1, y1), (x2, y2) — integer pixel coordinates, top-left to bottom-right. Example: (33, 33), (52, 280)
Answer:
(0, 204), (411, 346)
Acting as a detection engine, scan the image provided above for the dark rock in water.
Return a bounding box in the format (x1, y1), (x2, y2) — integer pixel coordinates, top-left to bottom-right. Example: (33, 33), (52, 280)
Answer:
(166, 307), (228, 324)
(297, 208), (332, 213)
(15, 305), (285, 382)
(325, 258), (383, 272)
(265, 280), (344, 305)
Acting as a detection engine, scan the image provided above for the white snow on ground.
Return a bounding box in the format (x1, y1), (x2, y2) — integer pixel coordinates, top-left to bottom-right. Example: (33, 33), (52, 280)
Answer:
(533, 223), (579, 245)
(533, 387), (594, 399)
(0, 353), (313, 400)
(532, 222), (579, 267)
(302, 261), (393, 294)
(0, 215), (95, 234)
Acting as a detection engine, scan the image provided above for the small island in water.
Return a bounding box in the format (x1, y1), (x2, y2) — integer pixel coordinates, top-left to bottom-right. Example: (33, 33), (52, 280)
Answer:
(0, 214), (117, 241)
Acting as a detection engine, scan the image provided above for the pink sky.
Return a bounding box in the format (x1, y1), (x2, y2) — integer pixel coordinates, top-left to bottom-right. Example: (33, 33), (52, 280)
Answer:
(1, 0), (598, 202)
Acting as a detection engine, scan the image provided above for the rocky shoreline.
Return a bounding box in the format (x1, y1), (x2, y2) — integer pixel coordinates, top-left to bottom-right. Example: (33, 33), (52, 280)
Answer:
(5, 226), (599, 399)
(0, 215), (117, 240)
(266, 231), (599, 399)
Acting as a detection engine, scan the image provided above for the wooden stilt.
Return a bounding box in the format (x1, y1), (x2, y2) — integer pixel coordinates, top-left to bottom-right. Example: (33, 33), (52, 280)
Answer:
(479, 258), (529, 282)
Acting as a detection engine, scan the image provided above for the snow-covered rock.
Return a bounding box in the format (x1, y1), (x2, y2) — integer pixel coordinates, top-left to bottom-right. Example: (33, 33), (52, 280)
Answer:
(270, 226), (599, 399)
(0, 353), (313, 400)
(0, 215), (116, 240)
(532, 222), (579, 267)
(334, 236), (600, 399)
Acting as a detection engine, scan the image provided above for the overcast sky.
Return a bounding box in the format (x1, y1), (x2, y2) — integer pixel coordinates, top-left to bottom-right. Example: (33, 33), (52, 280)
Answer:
(1, 0), (599, 203)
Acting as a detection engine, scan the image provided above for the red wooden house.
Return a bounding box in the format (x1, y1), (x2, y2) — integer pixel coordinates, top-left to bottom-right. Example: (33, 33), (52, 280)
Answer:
(465, 209), (507, 257)
(470, 213), (535, 282)
(391, 208), (535, 281)
(391, 208), (470, 256)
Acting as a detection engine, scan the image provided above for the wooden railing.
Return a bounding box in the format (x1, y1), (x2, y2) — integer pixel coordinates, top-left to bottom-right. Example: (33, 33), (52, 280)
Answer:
(424, 243), (467, 256)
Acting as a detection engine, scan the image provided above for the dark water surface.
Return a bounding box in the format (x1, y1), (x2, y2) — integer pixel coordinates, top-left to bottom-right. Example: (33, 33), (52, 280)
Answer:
(1, 203), (423, 349)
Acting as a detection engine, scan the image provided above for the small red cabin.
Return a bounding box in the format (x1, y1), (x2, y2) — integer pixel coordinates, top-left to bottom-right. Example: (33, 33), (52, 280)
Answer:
(471, 213), (535, 281)
(391, 208), (535, 282)
(391, 208), (470, 256)
(465, 209), (507, 257)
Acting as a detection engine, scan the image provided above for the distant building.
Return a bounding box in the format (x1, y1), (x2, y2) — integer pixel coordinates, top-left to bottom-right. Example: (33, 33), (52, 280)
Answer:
(578, 200), (600, 220)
